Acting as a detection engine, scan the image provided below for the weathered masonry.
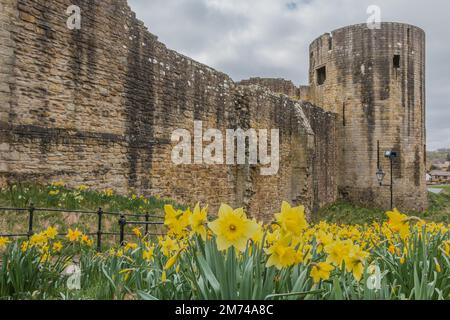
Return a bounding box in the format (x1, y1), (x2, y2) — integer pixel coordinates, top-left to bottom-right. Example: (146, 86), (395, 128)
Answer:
(308, 23), (427, 211)
(0, 0), (427, 218)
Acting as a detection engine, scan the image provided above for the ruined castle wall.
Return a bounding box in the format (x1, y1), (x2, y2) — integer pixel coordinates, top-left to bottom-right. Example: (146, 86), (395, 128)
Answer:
(0, 0), (17, 185)
(238, 78), (301, 99)
(230, 86), (337, 218)
(238, 78), (311, 102)
(0, 0), (338, 218)
(309, 23), (427, 211)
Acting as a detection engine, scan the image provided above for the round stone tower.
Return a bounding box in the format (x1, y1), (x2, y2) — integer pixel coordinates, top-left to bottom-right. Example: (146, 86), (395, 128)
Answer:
(308, 23), (427, 211)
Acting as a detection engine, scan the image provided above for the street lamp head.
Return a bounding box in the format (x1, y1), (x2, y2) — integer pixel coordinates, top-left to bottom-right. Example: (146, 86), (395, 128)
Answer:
(376, 168), (385, 185)
(384, 150), (398, 159)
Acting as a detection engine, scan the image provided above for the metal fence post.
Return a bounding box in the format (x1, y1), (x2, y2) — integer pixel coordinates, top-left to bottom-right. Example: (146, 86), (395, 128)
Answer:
(27, 202), (35, 238)
(145, 212), (150, 236)
(97, 208), (103, 252)
(119, 214), (126, 246)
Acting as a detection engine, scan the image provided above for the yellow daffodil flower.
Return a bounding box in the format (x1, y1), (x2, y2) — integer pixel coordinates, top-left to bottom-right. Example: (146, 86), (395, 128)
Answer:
(45, 226), (58, 239)
(53, 241), (63, 253)
(310, 262), (334, 283)
(324, 239), (352, 268)
(143, 246), (155, 262)
(159, 236), (180, 257)
(132, 228), (143, 238)
(275, 201), (308, 237)
(66, 228), (82, 242)
(386, 209), (410, 240)
(345, 245), (370, 281)
(208, 204), (259, 252)
(189, 203), (208, 240)
(0, 237), (10, 249)
(265, 236), (297, 270)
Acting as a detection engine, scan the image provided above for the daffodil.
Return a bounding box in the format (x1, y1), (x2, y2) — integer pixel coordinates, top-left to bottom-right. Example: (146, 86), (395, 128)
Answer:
(124, 242), (138, 251)
(275, 201), (308, 237)
(251, 220), (264, 244)
(208, 204), (259, 252)
(45, 226), (58, 239)
(434, 258), (442, 273)
(40, 253), (50, 263)
(159, 236), (180, 257)
(77, 185), (89, 191)
(119, 269), (132, 281)
(316, 230), (333, 254)
(21, 241), (29, 252)
(310, 262), (334, 283)
(386, 209), (410, 240)
(132, 228), (143, 238)
(164, 251), (181, 270)
(30, 233), (47, 246)
(443, 240), (450, 257)
(0, 237), (10, 248)
(265, 236), (296, 269)
(164, 204), (183, 225)
(53, 241), (63, 252)
(189, 203), (208, 240)
(66, 228), (82, 242)
(143, 246), (155, 262)
(116, 249), (124, 258)
(104, 188), (114, 197)
(324, 239), (352, 268)
(164, 205), (189, 238)
(51, 180), (65, 187)
(388, 243), (396, 255)
(81, 235), (94, 247)
(49, 190), (60, 196)
(345, 245), (369, 281)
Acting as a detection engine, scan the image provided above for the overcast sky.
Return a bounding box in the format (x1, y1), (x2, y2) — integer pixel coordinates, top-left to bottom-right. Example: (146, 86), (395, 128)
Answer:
(128, 0), (449, 151)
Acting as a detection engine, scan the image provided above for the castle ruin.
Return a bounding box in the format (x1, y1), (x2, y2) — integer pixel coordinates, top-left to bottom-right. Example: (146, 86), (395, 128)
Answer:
(0, 0), (427, 219)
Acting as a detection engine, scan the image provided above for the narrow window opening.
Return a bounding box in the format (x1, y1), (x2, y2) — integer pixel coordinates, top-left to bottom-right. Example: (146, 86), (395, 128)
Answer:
(377, 140), (380, 169)
(342, 102), (346, 127)
(316, 66), (326, 85)
(328, 37), (333, 50)
(393, 55), (401, 69)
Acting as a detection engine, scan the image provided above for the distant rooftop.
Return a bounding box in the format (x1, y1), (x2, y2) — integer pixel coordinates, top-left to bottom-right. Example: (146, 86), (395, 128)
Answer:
(430, 171), (450, 177)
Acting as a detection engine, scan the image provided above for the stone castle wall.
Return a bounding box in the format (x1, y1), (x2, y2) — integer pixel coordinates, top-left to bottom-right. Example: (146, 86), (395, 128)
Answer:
(308, 23), (427, 211)
(0, 0), (338, 219)
(238, 78), (311, 102)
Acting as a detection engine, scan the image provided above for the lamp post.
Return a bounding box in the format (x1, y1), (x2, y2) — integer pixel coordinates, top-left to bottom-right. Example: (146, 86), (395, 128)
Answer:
(376, 151), (398, 210)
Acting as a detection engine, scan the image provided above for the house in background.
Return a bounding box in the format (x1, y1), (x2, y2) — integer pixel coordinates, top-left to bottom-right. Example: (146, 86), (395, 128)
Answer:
(430, 160), (450, 171)
(429, 171), (450, 184)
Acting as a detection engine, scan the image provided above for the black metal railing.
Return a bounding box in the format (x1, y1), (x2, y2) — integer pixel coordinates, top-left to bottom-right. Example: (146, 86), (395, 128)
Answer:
(0, 204), (166, 251)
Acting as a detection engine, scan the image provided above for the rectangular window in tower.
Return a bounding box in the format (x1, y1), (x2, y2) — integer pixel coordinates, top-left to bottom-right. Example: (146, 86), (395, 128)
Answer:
(316, 66), (326, 85)
(342, 102), (346, 126)
(393, 55), (401, 69)
(328, 37), (333, 50)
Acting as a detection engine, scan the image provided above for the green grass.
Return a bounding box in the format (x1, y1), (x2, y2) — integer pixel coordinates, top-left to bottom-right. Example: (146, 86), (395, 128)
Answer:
(0, 182), (184, 242)
(316, 192), (450, 225)
(0, 182), (182, 213)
